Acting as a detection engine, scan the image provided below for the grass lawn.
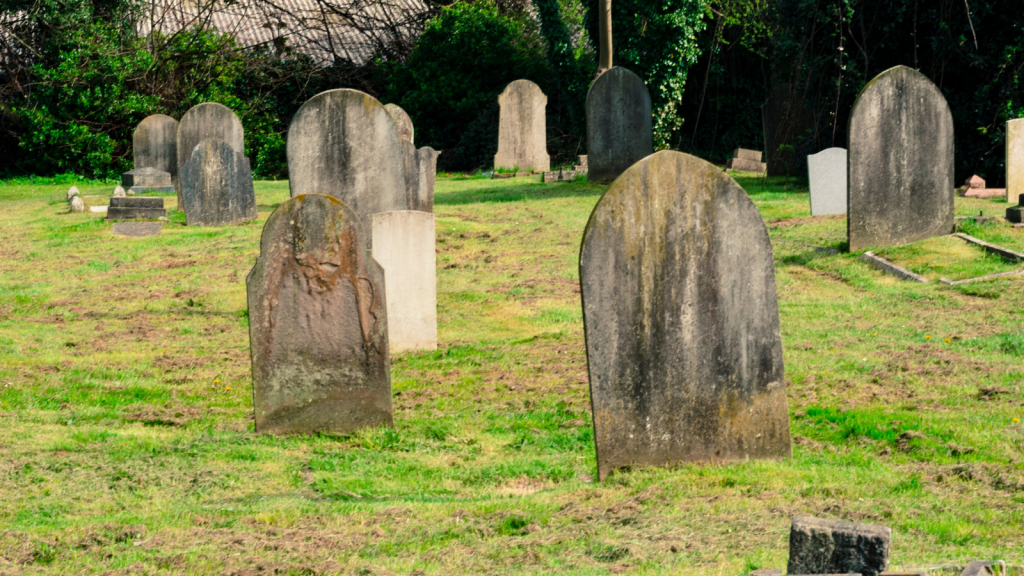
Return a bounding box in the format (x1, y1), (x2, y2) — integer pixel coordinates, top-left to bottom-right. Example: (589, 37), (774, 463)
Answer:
(1, 171), (1023, 574)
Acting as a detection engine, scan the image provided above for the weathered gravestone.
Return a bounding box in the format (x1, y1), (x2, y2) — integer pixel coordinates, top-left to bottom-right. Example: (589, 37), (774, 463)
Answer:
(247, 194), (391, 435)
(725, 148), (767, 173)
(788, 516), (891, 576)
(122, 167), (173, 194)
(372, 211), (437, 353)
(807, 147), (847, 215)
(399, 141), (441, 213)
(586, 67), (653, 182)
(179, 139), (257, 227)
(106, 197), (166, 220)
(70, 195), (85, 213)
(287, 89), (405, 246)
(494, 80), (550, 173)
(176, 102), (245, 203)
(67, 186), (79, 201)
(1007, 119), (1024, 204)
(133, 114), (178, 185)
(848, 66), (954, 251)
(579, 150), (792, 481)
(384, 103), (414, 144)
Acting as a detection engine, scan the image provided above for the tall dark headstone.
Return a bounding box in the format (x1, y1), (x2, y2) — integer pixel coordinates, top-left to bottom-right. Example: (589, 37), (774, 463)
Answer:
(579, 150), (791, 481)
(847, 66), (954, 251)
(179, 139), (257, 227)
(176, 103), (245, 203)
(287, 89), (405, 247)
(133, 114), (178, 186)
(586, 67), (653, 182)
(247, 194), (391, 435)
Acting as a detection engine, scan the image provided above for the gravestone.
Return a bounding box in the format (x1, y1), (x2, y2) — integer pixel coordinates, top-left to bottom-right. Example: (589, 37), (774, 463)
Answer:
(247, 193), (391, 435)
(67, 186), (79, 201)
(113, 186), (126, 198)
(494, 80), (550, 173)
(287, 89), (405, 247)
(176, 102), (245, 204)
(372, 211), (437, 353)
(586, 67), (653, 182)
(70, 196), (84, 213)
(960, 174), (1003, 199)
(133, 114), (178, 186)
(1007, 119), (1024, 204)
(122, 167), (173, 194)
(848, 66), (954, 251)
(725, 148), (767, 173)
(179, 139), (257, 227)
(579, 150), (791, 481)
(408, 146), (439, 212)
(788, 516), (890, 576)
(384, 103), (414, 144)
(106, 197), (166, 220)
(762, 84), (814, 177)
(807, 148), (847, 215)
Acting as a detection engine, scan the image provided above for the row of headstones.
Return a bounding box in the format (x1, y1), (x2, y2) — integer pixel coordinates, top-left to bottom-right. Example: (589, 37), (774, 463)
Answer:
(495, 67), (653, 182)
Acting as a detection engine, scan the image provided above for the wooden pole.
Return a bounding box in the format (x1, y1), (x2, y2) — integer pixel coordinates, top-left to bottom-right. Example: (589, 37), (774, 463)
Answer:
(598, 0), (612, 73)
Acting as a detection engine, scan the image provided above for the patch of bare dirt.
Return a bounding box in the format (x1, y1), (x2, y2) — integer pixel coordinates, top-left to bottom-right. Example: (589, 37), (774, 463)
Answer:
(123, 407), (202, 426)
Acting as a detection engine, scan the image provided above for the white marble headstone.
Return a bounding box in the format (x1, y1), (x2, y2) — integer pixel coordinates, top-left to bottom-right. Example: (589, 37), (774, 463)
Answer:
(808, 147), (848, 216)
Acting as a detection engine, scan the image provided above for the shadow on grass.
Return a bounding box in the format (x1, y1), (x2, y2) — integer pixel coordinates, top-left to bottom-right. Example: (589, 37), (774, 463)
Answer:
(435, 179), (606, 205)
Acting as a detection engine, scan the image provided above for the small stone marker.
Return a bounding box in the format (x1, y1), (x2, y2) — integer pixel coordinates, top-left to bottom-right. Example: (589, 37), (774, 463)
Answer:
(247, 193), (391, 435)
(966, 175), (985, 189)
(90, 206), (108, 214)
(70, 196), (85, 212)
(960, 561), (993, 576)
(543, 170), (578, 182)
(133, 114), (178, 186)
(372, 211), (437, 353)
(384, 103), (414, 144)
(1007, 119), (1024, 204)
(287, 89), (405, 245)
(494, 79), (550, 173)
(179, 139), (257, 227)
(112, 222), (162, 237)
(176, 102), (245, 203)
(579, 150), (791, 481)
(848, 66), (954, 251)
(122, 167), (173, 194)
(106, 197), (167, 220)
(959, 174), (1004, 198)
(725, 148), (767, 173)
(787, 516), (891, 576)
(807, 148), (848, 215)
(113, 186), (126, 198)
(67, 186), (80, 201)
(405, 146), (439, 212)
(586, 67), (652, 182)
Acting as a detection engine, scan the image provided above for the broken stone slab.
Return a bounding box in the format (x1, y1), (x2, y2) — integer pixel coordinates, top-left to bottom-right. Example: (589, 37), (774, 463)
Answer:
(787, 516), (891, 576)
(113, 186), (126, 198)
(106, 197), (167, 221)
(962, 187), (1005, 199)
(960, 562), (992, 576)
(748, 569), (783, 576)
(90, 206), (108, 213)
(939, 268), (1024, 286)
(860, 252), (929, 283)
(492, 171), (533, 179)
(247, 193), (391, 435)
(732, 148), (763, 162)
(494, 79), (550, 173)
(112, 222), (162, 237)
(542, 170), (578, 182)
(122, 167), (174, 194)
(954, 232), (1024, 262)
(578, 154), (588, 166)
(726, 156), (767, 173)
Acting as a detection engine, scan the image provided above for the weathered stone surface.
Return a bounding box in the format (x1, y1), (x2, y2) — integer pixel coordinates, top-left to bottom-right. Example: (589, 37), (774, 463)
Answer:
(372, 211), (437, 353)
(112, 222), (162, 237)
(67, 186), (80, 201)
(247, 193), (391, 435)
(860, 251), (929, 283)
(848, 66), (954, 251)
(70, 196), (84, 212)
(966, 175), (985, 189)
(579, 150), (791, 481)
(176, 103), (245, 203)
(179, 139), (257, 227)
(733, 148), (763, 162)
(494, 80), (550, 173)
(787, 516), (891, 576)
(808, 148), (848, 215)
(106, 196), (167, 220)
(960, 561), (993, 576)
(113, 186), (126, 198)
(586, 67), (652, 182)
(1007, 119), (1024, 204)
(287, 89), (406, 245)
(133, 114), (178, 186)
(90, 206), (108, 213)
(543, 170), (579, 182)
(404, 146), (439, 212)
(762, 84), (814, 177)
(726, 157), (767, 173)
(578, 154), (588, 166)
(384, 103), (414, 144)
(122, 167), (174, 194)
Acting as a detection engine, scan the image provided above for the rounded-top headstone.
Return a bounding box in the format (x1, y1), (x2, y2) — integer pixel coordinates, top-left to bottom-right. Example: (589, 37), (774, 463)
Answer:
(287, 89), (405, 247)
(179, 139), (257, 227)
(493, 79), (550, 173)
(586, 66), (653, 182)
(580, 150), (791, 481)
(67, 186), (80, 201)
(176, 103), (244, 193)
(847, 65), (953, 251)
(70, 195), (85, 212)
(113, 185), (126, 198)
(247, 193), (390, 435)
(807, 147), (847, 216)
(133, 114), (178, 181)
(384, 103), (414, 144)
